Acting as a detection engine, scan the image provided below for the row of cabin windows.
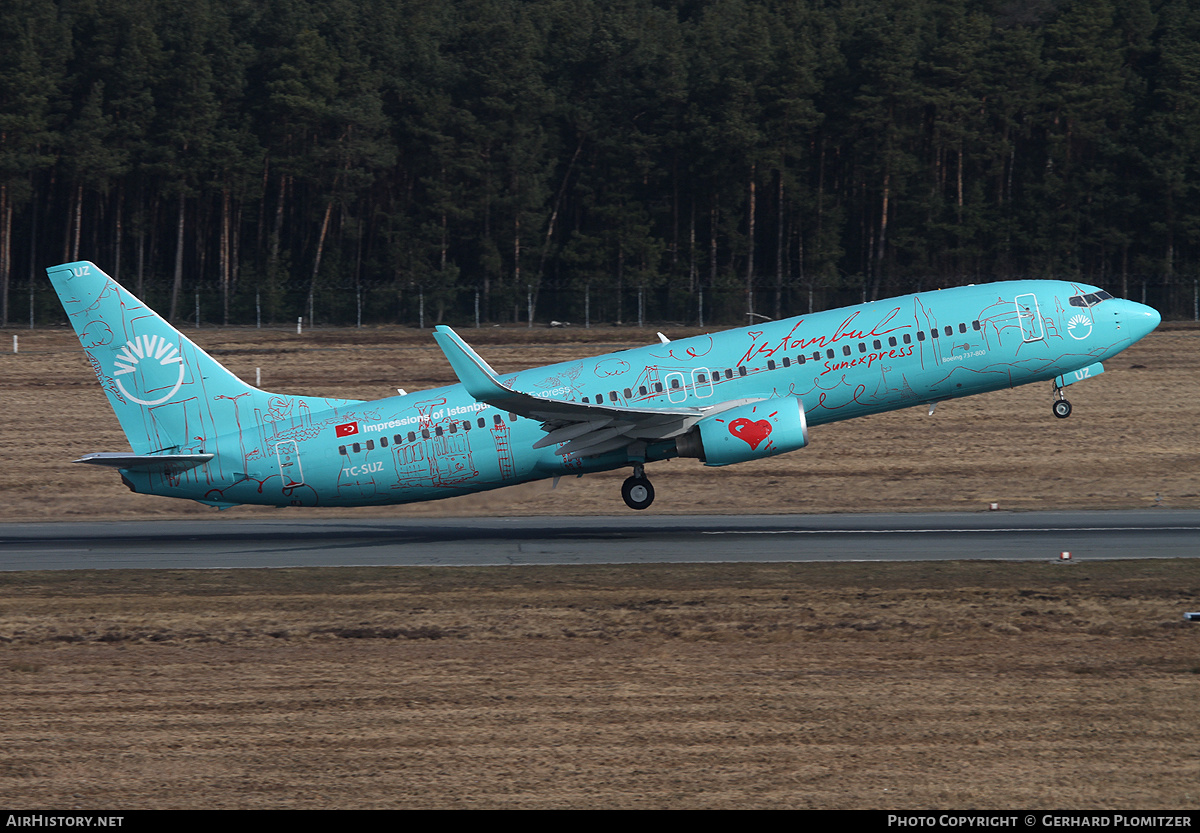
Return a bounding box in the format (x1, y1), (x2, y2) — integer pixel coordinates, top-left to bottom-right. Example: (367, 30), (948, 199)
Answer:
(582, 369), (753, 402)
(577, 320), (983, 403)
(807, 320), (982, 361)
(339, 412), (518, 455)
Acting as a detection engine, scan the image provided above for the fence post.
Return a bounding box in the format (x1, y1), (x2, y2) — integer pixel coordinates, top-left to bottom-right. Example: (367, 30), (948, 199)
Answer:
(474, 290), (480, 328)
(195, 291), (200, 329)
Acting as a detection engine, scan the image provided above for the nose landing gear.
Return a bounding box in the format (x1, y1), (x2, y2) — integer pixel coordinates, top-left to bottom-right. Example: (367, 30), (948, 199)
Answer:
(1052, 382), (1072, 419)
(621, 463), (655, 510)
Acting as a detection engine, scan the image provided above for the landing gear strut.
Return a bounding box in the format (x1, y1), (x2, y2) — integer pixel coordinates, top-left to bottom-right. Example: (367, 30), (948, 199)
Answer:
(621, 463), (655, 510)
(1052, 384), (1072, 419)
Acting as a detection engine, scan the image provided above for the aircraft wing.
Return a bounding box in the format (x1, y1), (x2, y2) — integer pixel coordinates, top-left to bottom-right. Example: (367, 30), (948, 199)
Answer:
(433, 326), (752, 460)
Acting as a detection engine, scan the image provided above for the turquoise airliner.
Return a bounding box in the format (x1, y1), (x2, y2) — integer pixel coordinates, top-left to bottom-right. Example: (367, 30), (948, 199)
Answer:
(48, 261), (1159, 511)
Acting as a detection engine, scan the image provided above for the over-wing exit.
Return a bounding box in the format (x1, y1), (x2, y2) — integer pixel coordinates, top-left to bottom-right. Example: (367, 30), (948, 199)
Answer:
(48, 262), (1159, 511)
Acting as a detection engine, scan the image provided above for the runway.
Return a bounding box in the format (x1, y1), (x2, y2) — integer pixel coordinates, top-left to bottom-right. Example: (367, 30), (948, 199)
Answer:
(1, 510), (1197, 570)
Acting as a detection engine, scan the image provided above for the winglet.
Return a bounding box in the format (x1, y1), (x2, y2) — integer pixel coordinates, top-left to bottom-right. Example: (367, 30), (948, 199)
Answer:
(432, 326), (513, 402)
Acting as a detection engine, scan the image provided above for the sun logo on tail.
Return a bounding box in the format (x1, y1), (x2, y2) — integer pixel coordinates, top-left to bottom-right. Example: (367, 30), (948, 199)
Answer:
(113, 334), (186, 405)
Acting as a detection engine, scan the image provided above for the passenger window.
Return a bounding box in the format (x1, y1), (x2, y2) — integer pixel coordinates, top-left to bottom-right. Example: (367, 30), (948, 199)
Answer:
(610, 391), (617, 400)
(339, 445), (347, 456)
(738, 366), (748, 377)
(435, 426), (443, 436)
(670, 378), (680, 389)
(421, 429), (430, 440)
(812, 352), (821, 361)
(889, 337), (897, 347)
(972, 320), (981, 331)
(582, 397), (589, 403)
(958, 323), (967, 334)
(842, 345), (852, 356)
(725, 369), (733, 379)
(655, 382), (663, 392)
(944, 326), (953, 336)
(930, 329), (939, 339)
(494, 414), (503, 425)
(449, 423), (457, 434)
(394, 435), (402, 444)
(366, 440), (375, 450)
(408, 432), (416, 442)
(873, 340), (881, 350)
(796, 354), (806, 365)
(463, 422), (471, 431)
(380, 437), (388, 448)
(353, 443), (361, 453)
(477, 418), (485, 429)
(782, 357), (790, 368)
(624, 388), (632, 398)
(509, 413), (517, 422)
(858, 343), (866, 353)
(917, 331), (926, 342)
(767, 360), (776, 370)
(903, 333), (912, 344)
(639, 386), (647, 395)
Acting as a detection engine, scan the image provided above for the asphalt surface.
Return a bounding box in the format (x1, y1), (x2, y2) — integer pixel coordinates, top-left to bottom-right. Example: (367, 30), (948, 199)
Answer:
(1, 510), (1197, 570)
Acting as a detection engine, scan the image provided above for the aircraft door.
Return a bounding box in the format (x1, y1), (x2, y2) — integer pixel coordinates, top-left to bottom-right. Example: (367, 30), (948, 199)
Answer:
(1015, 293), (1043, 342)
(275, 440), (304, 488)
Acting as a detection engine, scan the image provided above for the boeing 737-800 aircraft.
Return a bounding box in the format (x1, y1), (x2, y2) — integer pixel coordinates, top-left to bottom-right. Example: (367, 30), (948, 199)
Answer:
(48, 261), (1159, 511)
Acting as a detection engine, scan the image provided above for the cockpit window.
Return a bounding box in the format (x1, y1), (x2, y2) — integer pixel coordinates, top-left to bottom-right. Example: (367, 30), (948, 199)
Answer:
(1069, 291), (1112, 308)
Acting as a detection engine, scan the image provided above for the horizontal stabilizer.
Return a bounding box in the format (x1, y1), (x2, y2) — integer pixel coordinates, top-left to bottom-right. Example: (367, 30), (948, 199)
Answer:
(74, 452), (214, 473)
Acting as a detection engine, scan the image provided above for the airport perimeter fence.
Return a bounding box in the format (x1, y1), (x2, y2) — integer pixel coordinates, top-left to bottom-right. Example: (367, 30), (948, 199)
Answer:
(7, 275), (1199, 331)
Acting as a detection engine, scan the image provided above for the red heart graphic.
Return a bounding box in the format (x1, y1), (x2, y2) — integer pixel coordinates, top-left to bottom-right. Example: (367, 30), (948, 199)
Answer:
(729, 418), (772, 450)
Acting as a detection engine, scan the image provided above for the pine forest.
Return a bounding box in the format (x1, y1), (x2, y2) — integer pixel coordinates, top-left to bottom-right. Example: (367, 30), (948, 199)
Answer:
(2, 0), (1199, 327)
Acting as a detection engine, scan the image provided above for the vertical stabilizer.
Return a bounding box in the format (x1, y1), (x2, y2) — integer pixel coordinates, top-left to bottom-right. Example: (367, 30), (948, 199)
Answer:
(47, 261), (360, 455)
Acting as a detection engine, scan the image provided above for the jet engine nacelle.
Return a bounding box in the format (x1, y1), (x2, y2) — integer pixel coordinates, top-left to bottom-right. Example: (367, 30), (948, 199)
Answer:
(676, 396), (809, 466)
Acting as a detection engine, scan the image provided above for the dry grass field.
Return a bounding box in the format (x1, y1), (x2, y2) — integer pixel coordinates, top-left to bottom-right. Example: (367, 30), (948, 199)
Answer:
(1, 562), (1199, 809)
(1, 322), (1198, 809)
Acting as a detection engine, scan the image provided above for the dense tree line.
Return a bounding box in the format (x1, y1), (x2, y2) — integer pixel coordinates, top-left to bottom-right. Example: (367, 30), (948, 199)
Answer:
(2, 0), (1198, 327)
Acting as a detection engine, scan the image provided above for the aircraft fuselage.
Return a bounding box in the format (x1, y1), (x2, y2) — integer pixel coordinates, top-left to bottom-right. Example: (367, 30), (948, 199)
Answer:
(113, 279), (1157, 509)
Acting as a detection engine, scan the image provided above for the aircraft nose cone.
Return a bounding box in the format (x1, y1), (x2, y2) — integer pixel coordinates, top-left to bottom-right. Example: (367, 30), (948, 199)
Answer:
(1124, 300), (1160, 342)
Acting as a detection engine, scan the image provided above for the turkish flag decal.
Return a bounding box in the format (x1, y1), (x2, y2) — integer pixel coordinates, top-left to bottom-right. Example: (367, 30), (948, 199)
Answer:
(335, 421), (359, 438)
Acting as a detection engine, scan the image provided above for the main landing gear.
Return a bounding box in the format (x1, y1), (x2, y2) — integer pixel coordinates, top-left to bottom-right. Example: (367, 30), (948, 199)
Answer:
(1052, 383), (1072, 419)
(621, 463), (655, 510)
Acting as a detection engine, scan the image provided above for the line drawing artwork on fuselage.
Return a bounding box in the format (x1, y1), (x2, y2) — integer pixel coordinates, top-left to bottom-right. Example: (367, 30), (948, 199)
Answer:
(48, 262), (1160, 511)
